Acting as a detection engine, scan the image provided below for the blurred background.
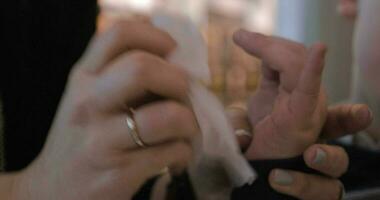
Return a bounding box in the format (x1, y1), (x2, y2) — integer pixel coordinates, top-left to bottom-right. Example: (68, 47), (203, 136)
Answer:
(98, 0), (354, 106)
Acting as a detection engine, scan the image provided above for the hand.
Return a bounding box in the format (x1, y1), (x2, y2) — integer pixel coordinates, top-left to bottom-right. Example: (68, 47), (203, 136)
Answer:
(269, 144), (347, 200)
(338, 0), (358, 20)
(234, 30), (328, 159)
(269, 103), (373, 200)
(227, 104), (372, 200)
(12, 20), (199, 200)
(229, 29), (373, 200)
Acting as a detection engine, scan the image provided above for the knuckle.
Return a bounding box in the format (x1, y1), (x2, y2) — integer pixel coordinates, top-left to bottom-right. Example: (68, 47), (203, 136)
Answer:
(164, 66), (191, 99)
(67, 66), (90, 87)
(108, 21), (128, 41)
(127, 51), (154, 77)
(128, 50), (153, 67)
(70, 95), (97, 126)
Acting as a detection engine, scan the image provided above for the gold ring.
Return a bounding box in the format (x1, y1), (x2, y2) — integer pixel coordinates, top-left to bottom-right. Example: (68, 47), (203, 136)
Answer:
(126, 112), (148, 148)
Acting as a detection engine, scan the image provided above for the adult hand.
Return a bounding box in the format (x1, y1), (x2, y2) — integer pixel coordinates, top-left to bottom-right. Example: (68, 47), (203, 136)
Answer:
(269, 103), (372, 200)
(12, 20), (199, 200)
(227, 103), (372, 200)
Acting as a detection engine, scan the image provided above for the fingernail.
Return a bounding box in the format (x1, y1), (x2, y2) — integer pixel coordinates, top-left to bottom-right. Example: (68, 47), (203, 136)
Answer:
(274, 169), (294, 186)
(313, 148), (327, 164)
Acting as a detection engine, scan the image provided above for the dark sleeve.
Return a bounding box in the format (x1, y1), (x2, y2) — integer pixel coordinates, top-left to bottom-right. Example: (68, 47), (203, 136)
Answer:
(133, 157), (319, 200)
(133, 173), (196, 200)
(231, 156), (321, 200)
(339, 143), (380, 192)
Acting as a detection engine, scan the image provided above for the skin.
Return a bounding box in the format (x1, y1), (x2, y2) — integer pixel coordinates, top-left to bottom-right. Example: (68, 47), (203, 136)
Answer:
(0, 20), (372, 200)
(0, 20), (200, 200)
(229, 29), (373, 200)
(338, 0), (358, 20)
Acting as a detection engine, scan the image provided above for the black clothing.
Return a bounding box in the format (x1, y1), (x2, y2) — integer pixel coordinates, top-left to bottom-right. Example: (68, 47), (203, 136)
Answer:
(2, 1), (380, 199)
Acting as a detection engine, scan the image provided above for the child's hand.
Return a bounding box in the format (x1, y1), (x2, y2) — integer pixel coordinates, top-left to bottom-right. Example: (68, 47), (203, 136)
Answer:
(234, 30), (328, 159)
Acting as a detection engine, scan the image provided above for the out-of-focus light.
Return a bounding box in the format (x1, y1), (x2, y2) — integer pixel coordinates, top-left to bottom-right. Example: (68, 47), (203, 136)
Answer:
(127, 0), (154, 11)
(244, 0), (277, 34)
(209, 0), (248, 17)
(100, 0), (155, 12)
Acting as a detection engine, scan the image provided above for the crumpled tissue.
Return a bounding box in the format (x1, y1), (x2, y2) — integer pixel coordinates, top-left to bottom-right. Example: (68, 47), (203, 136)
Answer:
(153, 12), (256, 199)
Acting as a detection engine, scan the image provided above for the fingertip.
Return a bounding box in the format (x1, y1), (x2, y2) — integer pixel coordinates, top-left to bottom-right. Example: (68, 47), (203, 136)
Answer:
(303, 145), (327, 168)
(233, 29), (250, 45)
(305, 43), (328, 74)
(232, 29), (267, 47)
(305, 144), (349, 178)
(352, 104), (373, 127)
(309, 42), (328, 59)
(312, 42), (328, 51)
(303, 145), (316, 167)
(269, 169), (296, 194)
(268, 169), (278, 187)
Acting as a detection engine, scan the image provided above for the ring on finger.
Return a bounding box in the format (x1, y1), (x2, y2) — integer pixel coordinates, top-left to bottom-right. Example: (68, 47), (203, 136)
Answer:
(126, 109), (148, 148)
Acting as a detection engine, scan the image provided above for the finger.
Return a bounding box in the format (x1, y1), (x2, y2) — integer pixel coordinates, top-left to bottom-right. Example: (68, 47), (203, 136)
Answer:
(129, 14), (152, 24)
(127, 141), (193, 187)
(304, 144), (349, 178)
(225, 105), (252, 150)
(269, 169), (343, 200)
(133, 101), (199, 148)
(290, 43), (327, 118)
(77, 20), (176, 72)
(93, 51), (190, 111)
(233, 29), (306, 90)
(321, 104), (373, 139)
(338, 0), (358, 19)
(233, 29), (307, 71)
(94, 101), (199, 150)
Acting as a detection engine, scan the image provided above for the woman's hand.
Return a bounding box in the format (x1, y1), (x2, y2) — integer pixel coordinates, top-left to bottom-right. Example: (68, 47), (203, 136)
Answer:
(12, 20), (199, 200)
(269, 103), (372, 200)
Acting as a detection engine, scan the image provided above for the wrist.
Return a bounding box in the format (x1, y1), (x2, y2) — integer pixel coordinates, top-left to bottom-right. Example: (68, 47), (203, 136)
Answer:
(0, 171), (25, 200)
(10, 167), (41, 200)
(246, 124), (305, 160)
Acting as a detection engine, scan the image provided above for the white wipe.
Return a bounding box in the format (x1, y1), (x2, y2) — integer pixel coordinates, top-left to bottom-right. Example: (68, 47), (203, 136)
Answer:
(152, 12), (256, 195)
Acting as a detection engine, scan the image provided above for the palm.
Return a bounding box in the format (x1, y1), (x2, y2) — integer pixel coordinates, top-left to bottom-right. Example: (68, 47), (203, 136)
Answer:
(233, 32), (328, 160)
(247, 76), (327, 159)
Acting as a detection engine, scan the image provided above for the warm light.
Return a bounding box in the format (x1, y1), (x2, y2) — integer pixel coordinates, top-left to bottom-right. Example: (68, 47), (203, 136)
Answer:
(100, 0), (155, 12)
(127, 0), (154, 11)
